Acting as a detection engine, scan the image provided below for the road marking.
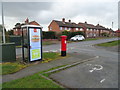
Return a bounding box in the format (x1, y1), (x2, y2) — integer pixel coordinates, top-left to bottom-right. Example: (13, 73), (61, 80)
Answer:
(79, 49), (95, 52)
(89, 64), (103, 73)
(43, 51), (49, 52)
(86, 64), (92, 66)
(100, 79), (105, 83)
(70, 47), (75, 49)
(49, 50), (58, 52)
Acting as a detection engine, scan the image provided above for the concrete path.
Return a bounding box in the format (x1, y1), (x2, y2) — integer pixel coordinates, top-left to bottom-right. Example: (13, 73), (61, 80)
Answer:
(2, 52), (96, 83)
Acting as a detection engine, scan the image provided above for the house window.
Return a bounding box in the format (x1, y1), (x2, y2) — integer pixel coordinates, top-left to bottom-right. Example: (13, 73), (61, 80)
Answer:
(76, 28), (79, 31)
(50, 27), (52, 30)
(69, 28), (71, 30)
(60, 27), (62, 30)
(65, 27), (67, 30)
(80, 28), (83, 31)
(87, 28), (89, 31)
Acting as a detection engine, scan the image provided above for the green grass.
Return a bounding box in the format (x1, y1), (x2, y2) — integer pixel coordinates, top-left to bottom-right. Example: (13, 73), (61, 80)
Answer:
(1, 62), (27, 75)
(84, 38), (98, 41)
(40, 64), (68, 77)
(84, 37), (116, 41)
(2, 53), (68, 88)
(2, 72), (61, 88)
(1, 52), (63, 75)
(16, 46), (22, 48)
(42, 41), (56, 45)
(2, 64), (68, 88)
(96, 40), (120, 47)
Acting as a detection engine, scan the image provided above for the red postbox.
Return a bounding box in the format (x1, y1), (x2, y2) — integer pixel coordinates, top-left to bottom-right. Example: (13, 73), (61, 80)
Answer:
(61, 35), (67, 56)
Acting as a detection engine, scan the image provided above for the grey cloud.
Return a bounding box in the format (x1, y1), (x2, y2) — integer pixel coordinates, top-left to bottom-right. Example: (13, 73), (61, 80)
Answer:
(118, 1), (120, 29)
(3, 2), (53, 17)
(0, 1), (118, 30)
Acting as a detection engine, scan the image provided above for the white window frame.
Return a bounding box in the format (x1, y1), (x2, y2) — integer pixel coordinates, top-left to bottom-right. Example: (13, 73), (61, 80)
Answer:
(65, 27), (67, 30)
(87, 28), (89, 31)
(76, 28), (79, 31)
(50, 27), (52, 30)
(80, 28), (83, 31)
(68, 28), (71, 30)
(60, 27), (62, 30)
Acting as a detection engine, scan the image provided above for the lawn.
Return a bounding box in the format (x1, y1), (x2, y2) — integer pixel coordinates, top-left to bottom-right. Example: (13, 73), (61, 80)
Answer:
(1, 62), (27, 75)
(2, 72), (61, 88)
(84, 37), (117, 41)
(84, 38), (98, 41)
(1, 52), (62, 75)
(2, 64), (69, 88)
(96, 40), (120, 47)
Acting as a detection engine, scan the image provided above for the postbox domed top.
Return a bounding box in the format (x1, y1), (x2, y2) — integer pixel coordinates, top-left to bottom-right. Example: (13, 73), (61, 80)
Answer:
(60, 35), (67, 38)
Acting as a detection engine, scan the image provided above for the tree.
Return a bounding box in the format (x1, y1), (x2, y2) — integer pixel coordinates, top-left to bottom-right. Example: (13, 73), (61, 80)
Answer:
(7, 29), (14, 35)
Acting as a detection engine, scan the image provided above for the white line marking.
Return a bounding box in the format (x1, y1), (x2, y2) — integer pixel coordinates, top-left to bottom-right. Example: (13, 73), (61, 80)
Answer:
(49, 50), (58, 52)
(79, 49), (95, 51)
(100, 79), (105, 83)
(87, 64), (92, 66)
(43, 51), (49, 52)
(89, 64), (103, 73)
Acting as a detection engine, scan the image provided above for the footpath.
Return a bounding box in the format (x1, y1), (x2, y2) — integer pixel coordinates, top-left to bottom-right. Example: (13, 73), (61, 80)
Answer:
(2, 52), (96, 83)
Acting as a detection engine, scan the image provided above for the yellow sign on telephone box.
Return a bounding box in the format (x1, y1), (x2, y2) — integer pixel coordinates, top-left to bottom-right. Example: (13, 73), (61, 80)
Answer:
(31, 49), (41, 60)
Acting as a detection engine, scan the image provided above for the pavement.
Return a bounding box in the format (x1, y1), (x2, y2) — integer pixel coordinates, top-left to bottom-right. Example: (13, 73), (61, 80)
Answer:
(2, 52), (96, 83)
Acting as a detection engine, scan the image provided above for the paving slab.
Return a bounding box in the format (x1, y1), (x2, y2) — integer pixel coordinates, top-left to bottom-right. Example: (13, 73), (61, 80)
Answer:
(2, 52), (95, 83)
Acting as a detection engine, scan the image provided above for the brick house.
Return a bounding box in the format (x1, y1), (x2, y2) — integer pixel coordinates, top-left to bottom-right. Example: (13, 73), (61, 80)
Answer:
(48, 18), (114, 38)
(115, 29), (120, 37)
(78, 22), (99, 37)
(13, 18), (40, 36)
(48, 18), (84, 34)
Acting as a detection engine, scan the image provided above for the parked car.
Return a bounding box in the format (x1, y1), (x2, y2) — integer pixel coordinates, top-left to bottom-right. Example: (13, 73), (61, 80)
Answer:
(70, 35), (85, 41)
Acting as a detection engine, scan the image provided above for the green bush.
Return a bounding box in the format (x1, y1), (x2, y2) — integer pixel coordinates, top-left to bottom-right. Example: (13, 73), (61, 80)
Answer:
(61, 31), (85, 40)
(42, 31), (56, 39)
(101, 32), (109, 37)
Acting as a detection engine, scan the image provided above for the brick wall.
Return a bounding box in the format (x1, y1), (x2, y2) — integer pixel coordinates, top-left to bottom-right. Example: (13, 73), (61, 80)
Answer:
(48, 20), (61, 33)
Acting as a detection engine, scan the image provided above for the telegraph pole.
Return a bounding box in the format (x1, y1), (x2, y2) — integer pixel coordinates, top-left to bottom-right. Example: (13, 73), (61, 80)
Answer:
(1, 2), (6, 43)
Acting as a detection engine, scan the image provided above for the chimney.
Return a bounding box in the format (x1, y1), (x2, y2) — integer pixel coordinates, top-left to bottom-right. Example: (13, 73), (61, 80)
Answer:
(68, 20), (71, 23)
(85, 21), (87, 24)
(62, 18), (65, 22)
(25, 18), (29, 24)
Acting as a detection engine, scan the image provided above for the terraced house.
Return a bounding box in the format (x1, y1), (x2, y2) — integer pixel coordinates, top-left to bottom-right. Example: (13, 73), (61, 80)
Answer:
(13, 18), (40, 36)
(48, 18), (115, 38)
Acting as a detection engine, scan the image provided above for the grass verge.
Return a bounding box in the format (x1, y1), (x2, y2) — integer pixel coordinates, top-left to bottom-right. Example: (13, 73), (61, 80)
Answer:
(2, 64), (68, 88)
(1, 52), (65, 75)
(1, 62), (27, 75)
(96, 40), (120, 47)
(2, 72), (62, 88)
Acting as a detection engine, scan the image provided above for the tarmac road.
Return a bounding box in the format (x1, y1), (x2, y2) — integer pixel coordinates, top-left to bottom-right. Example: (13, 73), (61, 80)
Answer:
(16, 38), (118, 56)
(16, 38), (119, 88)
(44, 37), (118, 88)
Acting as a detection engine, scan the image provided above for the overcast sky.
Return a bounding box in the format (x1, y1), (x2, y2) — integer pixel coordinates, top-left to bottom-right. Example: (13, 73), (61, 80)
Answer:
(0, 0), (119, 31)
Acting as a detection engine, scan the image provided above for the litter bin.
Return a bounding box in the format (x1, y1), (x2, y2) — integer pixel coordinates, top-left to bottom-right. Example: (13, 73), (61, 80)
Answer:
(0, 43), (16, 62)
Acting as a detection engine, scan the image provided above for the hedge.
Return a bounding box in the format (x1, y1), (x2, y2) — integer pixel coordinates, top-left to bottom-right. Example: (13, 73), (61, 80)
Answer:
(42, 31), (56, 39)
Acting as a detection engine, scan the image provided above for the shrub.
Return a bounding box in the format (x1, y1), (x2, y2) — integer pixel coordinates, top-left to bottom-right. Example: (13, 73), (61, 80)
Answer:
(42, 31), (56, 39)
(101, 32), (109, 37)
(61, 31), (85, 40)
